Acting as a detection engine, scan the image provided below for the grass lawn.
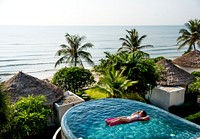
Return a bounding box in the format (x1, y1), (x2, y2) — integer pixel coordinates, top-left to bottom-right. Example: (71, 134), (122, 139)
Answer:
(84, 89), (108, 99)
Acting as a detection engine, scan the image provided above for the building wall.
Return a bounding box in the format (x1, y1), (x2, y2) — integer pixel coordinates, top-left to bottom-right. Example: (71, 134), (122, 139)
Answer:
(54, 91), (85, 125)
(54, 101), (84, 125)
(147, 87), (170, 110)
(169, 90), (185, 106)
(146, 86), (185, 111)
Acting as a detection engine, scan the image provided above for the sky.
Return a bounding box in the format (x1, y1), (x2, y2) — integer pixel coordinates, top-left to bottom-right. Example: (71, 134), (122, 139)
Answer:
(0, 0), (200, 26)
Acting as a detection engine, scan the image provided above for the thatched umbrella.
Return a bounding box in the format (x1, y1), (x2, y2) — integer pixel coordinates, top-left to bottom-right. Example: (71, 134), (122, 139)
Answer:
(157, 59), (195, 86)
(173, 50), (200, 68)
(3, 71), (64, 107)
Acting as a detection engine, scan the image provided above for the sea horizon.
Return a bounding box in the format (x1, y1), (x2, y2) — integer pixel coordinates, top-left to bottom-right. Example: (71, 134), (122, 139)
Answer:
(0, 24), (183, 26)
(0, 25), (188, 81)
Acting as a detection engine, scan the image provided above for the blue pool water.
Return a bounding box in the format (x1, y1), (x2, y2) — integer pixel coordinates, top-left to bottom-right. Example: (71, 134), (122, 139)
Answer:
(61, 98), (200, 139)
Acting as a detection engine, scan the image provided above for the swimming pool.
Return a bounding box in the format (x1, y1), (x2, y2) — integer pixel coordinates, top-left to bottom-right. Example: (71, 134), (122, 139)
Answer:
(61, 98), (200, 139)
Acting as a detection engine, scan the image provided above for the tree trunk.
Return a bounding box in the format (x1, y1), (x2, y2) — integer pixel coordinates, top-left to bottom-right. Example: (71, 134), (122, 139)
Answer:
(193, 44), (196, 50)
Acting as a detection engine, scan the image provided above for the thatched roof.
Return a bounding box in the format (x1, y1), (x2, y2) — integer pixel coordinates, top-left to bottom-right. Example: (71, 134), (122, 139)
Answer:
(4, 71), (64, 106)
(157, 59), (195, 86)
(173, 50), (200, 68)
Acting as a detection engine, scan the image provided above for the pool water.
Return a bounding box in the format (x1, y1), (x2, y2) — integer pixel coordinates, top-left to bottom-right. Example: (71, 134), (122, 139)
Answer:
(61, 98), (200, 139)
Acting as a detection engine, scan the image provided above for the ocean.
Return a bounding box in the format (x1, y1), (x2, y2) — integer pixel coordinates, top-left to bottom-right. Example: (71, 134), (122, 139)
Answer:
(0, 25), (187, 81)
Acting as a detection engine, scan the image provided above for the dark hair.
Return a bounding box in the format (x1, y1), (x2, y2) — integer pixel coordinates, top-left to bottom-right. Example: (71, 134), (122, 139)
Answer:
(141, 110), (147, 117)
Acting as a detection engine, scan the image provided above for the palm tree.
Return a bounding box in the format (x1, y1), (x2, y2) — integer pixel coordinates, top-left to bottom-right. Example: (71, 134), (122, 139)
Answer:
(55, 33), (94, 68)
(118, 29), (153, 54)
(177, 19), (200, 52)
(91, 67), (138, 98)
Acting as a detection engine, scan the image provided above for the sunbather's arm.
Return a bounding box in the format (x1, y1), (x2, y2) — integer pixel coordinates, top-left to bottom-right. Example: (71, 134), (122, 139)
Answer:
(131, 111), (140, 116)
(139, 115), (150, 121)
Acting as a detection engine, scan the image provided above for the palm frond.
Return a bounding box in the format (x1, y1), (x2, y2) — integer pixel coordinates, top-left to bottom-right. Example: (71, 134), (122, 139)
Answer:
(60, 44), (67, 48)
(55, 49), (69, 56)
(79, 43), (94, 51)
(54, 55), (68, 68)
(138, 45), (153, 49)
(137, 35), (147, 44)
(178, 39), (190, 50)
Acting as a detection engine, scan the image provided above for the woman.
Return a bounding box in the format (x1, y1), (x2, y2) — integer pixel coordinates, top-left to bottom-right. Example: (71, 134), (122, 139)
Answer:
(105, 110), (150, 126)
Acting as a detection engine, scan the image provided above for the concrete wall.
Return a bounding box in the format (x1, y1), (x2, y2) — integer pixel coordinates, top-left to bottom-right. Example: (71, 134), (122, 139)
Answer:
(55, 100), (84, 124)
(54, 91), (85, 125)
(169, 90), (185, 106)
(146, 86), (185, 111)
(148, 87), (170, 110)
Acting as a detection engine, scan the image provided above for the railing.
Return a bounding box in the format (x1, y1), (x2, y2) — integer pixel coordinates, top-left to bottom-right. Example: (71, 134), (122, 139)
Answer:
(53, 127), (61, 139)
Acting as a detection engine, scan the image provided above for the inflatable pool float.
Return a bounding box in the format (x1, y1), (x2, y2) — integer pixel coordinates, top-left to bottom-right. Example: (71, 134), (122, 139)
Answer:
(105, 116), (150, 126)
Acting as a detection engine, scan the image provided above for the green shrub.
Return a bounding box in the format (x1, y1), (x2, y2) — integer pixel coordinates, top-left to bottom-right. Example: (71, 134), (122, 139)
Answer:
(152, 56), (166, 63)
(185, 111), (200, 125)
(85, 89), (109, 99)
(188, 77), (200, 94)
(52, 67), (95, 93)
(122, 92), (146, 102)
(191, 71), (200, 77)
(0, 83), (10, 134)
(5, 95), (52, 139)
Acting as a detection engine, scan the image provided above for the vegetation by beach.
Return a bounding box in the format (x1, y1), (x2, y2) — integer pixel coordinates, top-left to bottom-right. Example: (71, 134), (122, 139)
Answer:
(51, 67), (95, 93)
(84, 89), (109, 99)
(118, 29), (153, 56)
(91, 66), (138, 98)
(0, 83), (9, 137)
(0, 93), (52, 139)
(177, 19), (200, 53)
(54, 33), (94, 68)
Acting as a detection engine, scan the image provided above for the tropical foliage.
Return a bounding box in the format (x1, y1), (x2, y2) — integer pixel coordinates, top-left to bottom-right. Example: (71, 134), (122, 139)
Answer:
(55, 33), (94, 68)
(93, 51), (160, 97)
(0, 83), (10, 134)
(5, 95), (52, 139)
(91, 67), (138, 98)
(152, 56), (166, 63)
(84, 89), (109, 99)
(188, 77), (200, 94)
(177, 19), (200, 52)
(185, 111), (200, 125)
(122, 92), (146, 102)
(119, 52), (160, 96)
(93, 51), (118, 74)
(191, 71), (200, 77)
(118, 29), (153, 56)
(52, 67), (95, 93)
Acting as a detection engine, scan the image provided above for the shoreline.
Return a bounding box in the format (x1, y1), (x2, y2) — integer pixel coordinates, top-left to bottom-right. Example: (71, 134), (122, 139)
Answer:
(1, 67), (100, 83)
(0, 55), (179, 82)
